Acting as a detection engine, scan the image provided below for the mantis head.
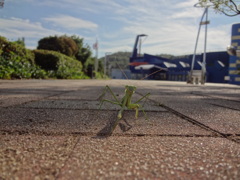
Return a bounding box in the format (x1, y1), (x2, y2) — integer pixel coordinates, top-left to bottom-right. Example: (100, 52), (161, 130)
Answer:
(125, 85), (136, 94)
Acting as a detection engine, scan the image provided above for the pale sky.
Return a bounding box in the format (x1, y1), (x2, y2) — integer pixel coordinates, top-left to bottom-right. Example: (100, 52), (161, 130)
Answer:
(0, 0), (239, 57)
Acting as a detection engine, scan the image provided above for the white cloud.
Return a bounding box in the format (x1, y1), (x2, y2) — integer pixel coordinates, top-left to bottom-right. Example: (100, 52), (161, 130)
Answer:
(1, 0), (234, 57)
(171, 8), (202, 19)
(0, 17), (65, 49)
(96, 0), (231, 56)
(43, 15), (98, 30)
(174, 0), (198, 8)
(0, 17), (61, 38)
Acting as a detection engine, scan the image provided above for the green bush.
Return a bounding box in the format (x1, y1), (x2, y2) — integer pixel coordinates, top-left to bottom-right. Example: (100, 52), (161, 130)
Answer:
(33, 50), (88, 79)
(37, 36), (78, 57)
(0, 36), (92, 79)
(0, 37), (47, 79)
(0, 36), (35, 64)
(0, 52), (47, 79)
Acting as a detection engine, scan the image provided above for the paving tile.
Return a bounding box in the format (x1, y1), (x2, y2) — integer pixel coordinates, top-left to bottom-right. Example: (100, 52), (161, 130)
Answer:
(59, 136), (240, 180)
(0, 134), (77, 180)
(0, 108), (211, 136)
(0, 94), (53, 107)
(48, 88), (102, 100)
(0, 79), (240, 180)
(151, 94), (240, 134)
(204, 98), (240, 111)
(20, 99), (166, 111)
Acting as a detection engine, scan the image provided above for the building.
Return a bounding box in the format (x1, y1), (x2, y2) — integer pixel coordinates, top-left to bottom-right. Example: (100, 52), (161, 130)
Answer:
(129, 29), (240, 85)
(228, 23), (240, 85)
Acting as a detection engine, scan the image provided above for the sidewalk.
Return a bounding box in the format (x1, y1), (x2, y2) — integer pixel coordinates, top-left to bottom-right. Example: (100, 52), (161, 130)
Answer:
(0, 79), (239, 179)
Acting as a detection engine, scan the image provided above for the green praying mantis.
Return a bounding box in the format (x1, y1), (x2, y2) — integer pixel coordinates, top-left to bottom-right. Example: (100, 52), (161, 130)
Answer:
(98, 67), (165, 134)
(99, 85), (150, 120)
(98, 85), (150, 134)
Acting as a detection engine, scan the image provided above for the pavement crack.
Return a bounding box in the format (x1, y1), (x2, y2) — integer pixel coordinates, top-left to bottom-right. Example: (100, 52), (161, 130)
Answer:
(1, 129), (239, 139)
(3, 91), (74, 109)
(192, 92), (240, 103)
(157, 103), (240, 144)
(9, 106), (166, 113)
(208, 103), (240, 112)
(135, 92), (235, 141)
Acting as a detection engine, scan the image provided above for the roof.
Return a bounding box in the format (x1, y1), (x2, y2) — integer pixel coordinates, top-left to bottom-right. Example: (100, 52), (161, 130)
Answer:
(135, 64), (168, 71)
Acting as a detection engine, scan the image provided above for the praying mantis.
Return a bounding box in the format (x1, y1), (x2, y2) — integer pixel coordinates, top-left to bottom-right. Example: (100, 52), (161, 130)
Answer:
(98, 67), (165, 134)
(99, 85), (150, 119)
(98, 84), (150, 134)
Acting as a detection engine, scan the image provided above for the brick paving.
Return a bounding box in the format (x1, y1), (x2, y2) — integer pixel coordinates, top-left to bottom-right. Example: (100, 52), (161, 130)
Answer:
(0, 80), (239, 179)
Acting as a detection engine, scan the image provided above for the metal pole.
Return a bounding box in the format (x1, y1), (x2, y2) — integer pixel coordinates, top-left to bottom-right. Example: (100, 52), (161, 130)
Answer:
(95, 48), (98, 73)
(104, 54), (107, 78)
(139, 38), (142, 56)
(104, 52), (111, 78)
(189, 7), (207, 83)
(202, 7), (208, 84)
(93, 39), (98, 78)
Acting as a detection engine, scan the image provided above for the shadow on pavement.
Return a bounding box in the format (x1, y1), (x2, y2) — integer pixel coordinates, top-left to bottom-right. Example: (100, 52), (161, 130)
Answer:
(93, 113), (133, 138)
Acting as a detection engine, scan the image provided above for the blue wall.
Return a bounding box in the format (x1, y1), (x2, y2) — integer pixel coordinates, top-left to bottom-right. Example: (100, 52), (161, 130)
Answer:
(229, 23), (240, 85)
(129, 51), (229, 83)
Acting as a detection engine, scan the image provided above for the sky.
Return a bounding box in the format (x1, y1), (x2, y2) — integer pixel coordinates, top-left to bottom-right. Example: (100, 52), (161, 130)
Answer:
(0, 0), (240, 58)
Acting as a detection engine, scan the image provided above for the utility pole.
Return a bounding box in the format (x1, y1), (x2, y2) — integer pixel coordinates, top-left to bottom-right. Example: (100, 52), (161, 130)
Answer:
(93, 39), (98, 78)
(188, 3), (210, 85)
(104, 52), (112, 78)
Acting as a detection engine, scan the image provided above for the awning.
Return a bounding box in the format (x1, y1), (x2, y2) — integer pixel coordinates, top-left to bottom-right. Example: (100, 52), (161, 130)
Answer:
(129, 62), (148, 66)
(135, 64), (168, 71)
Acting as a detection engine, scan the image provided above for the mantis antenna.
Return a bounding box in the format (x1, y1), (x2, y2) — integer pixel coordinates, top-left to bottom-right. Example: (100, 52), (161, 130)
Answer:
(116, 62), (167, 81)
(116, 62), (130, 80)
(99, 62), (166, 134)
(140, 68), (166, 80)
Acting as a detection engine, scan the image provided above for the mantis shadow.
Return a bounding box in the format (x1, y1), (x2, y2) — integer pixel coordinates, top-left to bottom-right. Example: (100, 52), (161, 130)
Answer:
(92, 112), (132, 139)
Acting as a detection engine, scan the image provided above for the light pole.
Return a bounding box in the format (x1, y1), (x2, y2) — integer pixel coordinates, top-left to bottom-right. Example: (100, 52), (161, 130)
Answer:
(104, 52), (112, 78)
(189, 3), (210, 85)
(131, 34), (147, 58)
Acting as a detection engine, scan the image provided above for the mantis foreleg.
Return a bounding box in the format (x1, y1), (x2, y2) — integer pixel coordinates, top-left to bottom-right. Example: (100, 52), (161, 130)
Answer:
(134, 93), (150, 120)
(134, 92), (150, 104)
(98, 85), (122, 109)
(118, 94), (128, 119)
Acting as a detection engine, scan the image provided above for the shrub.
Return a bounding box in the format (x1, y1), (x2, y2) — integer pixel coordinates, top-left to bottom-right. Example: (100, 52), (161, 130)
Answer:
(37, 36), (78, 57)
(33, 50), (87, 79)
(0, 52), (47, 79)
(0, 37), (47, 79)
(0, 36), (35, 64)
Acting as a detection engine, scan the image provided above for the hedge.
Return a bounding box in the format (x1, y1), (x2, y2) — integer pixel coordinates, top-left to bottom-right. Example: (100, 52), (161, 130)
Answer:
(33, 49), (87, 79)
(0, 36), (35, 64)
(0, 37), (47, 79)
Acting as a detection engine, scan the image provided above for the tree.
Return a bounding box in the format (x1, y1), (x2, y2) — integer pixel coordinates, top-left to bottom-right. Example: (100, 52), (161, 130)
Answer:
(70, 35), (94, 75)
(70, 35), (92, 65)
(37, 35), (103, 78)
(198, 0), (240, 16)
(14, 37), (25, 47)
(37, 35), (78, 57)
